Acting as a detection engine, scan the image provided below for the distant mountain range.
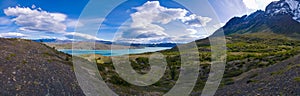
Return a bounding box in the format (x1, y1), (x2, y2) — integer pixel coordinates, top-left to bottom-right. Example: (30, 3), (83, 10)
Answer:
(34, 38), (178, 49)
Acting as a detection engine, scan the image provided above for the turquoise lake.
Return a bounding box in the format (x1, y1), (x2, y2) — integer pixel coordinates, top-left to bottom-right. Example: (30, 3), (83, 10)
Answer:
(58, 47), (172, 56)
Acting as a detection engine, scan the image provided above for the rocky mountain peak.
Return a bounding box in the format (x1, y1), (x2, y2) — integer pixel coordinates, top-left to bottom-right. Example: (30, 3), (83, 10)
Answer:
(212, 0), (300, 37)
(266, 0), (300, 22)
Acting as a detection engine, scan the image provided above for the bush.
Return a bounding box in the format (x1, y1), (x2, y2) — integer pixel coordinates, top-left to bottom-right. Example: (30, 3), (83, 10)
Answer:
(246, 79), (259, 83)
(110, 75), (131, 86)
(136, 57), (148, 64)
(224, 69), (244, 78)
(293, 77), (300, 82)
(223, 78), (234, 85)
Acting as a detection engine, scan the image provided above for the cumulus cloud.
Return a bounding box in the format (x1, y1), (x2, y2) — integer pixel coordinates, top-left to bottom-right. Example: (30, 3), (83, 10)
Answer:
(131, 1), (188, 26)
(243, 0), (279, 10)
(117, 1), (212, 43)
(64, 32), (102, 41)
(4, 6), (67, 32)
(1, 5), (107, 41)
(181, 14), (212, 27)
(0, 32), (28, 38)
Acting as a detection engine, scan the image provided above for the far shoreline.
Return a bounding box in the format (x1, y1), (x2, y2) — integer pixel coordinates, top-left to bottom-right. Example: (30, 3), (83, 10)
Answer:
(57, 47), (173, 56)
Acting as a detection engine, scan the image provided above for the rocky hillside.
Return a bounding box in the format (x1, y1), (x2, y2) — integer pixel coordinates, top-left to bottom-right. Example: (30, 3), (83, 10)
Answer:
(0, 38), (84, 95)
(45, 42), (139, 50)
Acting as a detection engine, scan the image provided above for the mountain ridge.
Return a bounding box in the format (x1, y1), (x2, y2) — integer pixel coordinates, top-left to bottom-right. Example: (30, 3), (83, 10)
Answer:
(212, 0), (300, 38)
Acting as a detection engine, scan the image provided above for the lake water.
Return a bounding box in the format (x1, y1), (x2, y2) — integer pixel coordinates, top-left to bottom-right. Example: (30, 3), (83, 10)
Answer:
(58, 47), (172, 56)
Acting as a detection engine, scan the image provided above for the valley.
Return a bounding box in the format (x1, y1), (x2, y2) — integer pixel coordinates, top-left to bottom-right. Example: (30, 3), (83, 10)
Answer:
(77, 32), (300, 95)
(1, 0), (300, 95)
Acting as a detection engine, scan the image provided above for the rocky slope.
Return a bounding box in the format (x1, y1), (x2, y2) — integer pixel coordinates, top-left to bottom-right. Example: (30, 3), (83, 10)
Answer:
(0, 38), (84, 95)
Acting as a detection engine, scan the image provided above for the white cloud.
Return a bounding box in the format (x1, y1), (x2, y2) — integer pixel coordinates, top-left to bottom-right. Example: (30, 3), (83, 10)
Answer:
(66, 19), (84, 28)
(180, 14), (212, 27)
(31, 5), (36, 9)
(243, 0), (279, 10)
(37, 35), (70, 40)
(4, 6), (67, 32)
(0, 17), (12, 25)
(213, 23), (226, 29)
(186, 29), (198, 35)
(0, 32), (28, 38)
(130, 1), (211, 27)
(66, 18), (105, 29)
(2, 6), (107, 41)
(168, 29), (202, 43)
(116, 1), (212, 43)
(64, 32), (102, 41)
(131, 1), (188, 26)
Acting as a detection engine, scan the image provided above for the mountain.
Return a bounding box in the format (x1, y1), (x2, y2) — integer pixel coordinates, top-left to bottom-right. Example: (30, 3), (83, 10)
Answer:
(0, 38), (85, 95)
(32, 38), (59, 43)
(34, 38), (177, 50)
(127, 43), (178, 47)
(213, 0), (300, 38)
(207, 0), (300, 95)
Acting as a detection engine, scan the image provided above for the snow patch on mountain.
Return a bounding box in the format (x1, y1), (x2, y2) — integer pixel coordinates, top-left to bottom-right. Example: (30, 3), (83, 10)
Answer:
(285, 0), (300, 22)
(266, 0), (300, 22)
(286, 0), (299, 10)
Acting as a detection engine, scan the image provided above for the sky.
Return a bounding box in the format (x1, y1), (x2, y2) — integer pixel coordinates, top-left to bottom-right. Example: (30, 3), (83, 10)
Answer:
(0, 0), (279, 43)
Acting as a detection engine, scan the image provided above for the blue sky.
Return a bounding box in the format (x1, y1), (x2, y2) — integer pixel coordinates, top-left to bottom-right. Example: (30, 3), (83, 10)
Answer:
(0, 0), (278, 43)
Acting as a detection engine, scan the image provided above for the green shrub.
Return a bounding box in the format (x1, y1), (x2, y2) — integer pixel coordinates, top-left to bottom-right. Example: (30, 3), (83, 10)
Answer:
(246, 79), (259, 83)
(224, 69), (244, 78)
(223, 78), (234, 85)
(249, 73), (258, 78)
(293, 77), (300, 82)
(110, 75), (131, 86)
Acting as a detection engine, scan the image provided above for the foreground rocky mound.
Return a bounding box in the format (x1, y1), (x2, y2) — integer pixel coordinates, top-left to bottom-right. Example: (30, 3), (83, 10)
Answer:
(215, 54), (300, 95)
(0, 38), (84, 95)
